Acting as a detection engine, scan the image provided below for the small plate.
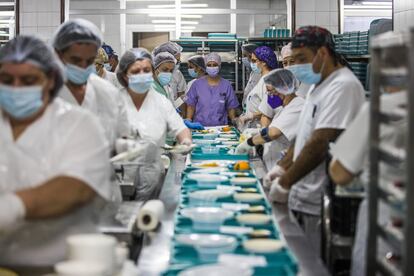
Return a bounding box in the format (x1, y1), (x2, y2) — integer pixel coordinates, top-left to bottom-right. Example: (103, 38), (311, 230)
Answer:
(234, 193), (263, 203)
(181, 207), (234, 222)
(230, 177), (257, 186)
(189, 189), (234, 201)
(191, 168), (227, 174)
(187, 173), (228, 183)
(179, 264), (253, 276)
(242, 239), (284, 253)
(175, 233), (236, 248)
(236, 214), (271, 225)
(222, 141), (239, 146)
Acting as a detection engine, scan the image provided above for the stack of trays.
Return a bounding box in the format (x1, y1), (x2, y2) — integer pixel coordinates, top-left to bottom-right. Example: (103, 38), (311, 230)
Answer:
(163, 127), (298, 276)
(334, 31), (369, 55)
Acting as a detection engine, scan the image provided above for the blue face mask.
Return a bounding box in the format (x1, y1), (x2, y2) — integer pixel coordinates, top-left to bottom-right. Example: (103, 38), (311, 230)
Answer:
(242, 57), (251, 69)
(157, 72), (173, 86)
(267, 94), (283, 109)
(188, 68), (198, 79)
(287, 63), (322, 84)
(104, 63), (112, 71)
(0, 84), (44, 119)
(128, 73), (153, 94)
(65, 63), (96, 85)
(250, 62), (261, 74)
(206, 66), (220, 77)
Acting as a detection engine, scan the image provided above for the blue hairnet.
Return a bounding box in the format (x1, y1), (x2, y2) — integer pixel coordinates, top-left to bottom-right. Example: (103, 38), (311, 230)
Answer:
(0, 35), (64, 100)
(153, 51), (176, 69)
(116, 48), (153, 88)
(102, 43), (115, 58)
(153, 42), (183, 57)
(263, 68), (297, 95)
(52, 19), (102, 51)
(188, 55), (206, 72)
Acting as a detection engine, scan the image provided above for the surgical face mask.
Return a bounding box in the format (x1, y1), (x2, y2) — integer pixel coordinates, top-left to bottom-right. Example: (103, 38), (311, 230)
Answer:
(188, 68), (198, 79)
(65, 63), (96, 85)
(157, 72), (173, 86)
(104, 63), (112, 71)
(0, 84), (44, 119)
(206, 66), (220, 77)
(128, 73), (153, 94)
(287, 54), (325, 85)
(267, 94), (283, 109)
(250, 62), (261, 74)
(242, 57), (251, 69)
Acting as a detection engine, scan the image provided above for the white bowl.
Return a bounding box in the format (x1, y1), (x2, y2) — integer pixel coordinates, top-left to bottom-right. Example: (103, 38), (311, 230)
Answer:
(236, 214), (271, 225)
(233, 193), (263, 203)
(181, 207), (234, 231)
(242, 239), (284, 253)
(55, 261), (106, 276)
(176, 234), (237, 262)
(189, 189), (234, 206)
(230, 177), (257, 186)
(178, 264), (253, 276)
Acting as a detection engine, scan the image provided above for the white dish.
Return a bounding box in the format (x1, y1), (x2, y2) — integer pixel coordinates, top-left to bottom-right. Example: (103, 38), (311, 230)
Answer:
(188, 173), (228, 183)
(219, 134), (238, 139)
(191, 167), (227, 174)
(176, 233), (236, 247)
(222, 141), (239, 146)
(181, 207), (234, 231)
(179, 264), (253, 276)
(233, 193), (263, 203)
(242, 239), (284, 253)
(192, 160), (231, 168)
(230, 177), (257, 186)
(193, 139), (216, 145)
(236, 214), (271, 225)
(55, 261), (106, 276)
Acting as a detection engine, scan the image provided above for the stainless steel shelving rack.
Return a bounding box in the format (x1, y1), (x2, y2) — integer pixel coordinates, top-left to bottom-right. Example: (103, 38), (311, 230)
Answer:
(367, 28), (414, 276)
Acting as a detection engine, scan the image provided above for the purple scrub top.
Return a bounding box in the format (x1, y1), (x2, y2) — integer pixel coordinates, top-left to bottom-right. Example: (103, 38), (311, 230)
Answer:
(186, 76), (239, 126)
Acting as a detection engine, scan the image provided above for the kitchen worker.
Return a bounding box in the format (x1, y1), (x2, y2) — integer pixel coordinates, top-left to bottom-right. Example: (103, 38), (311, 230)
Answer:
(282, 42), (310, 99)
(0, 36), (112, 265)
(266, 26), (365, 255)
(236, 69), (303, 163)
(241, 43), (261, 108)
(102, 42), (118, 72)
(53, 19), (129, 148)
(329, 87), (405, 276)
(116, 48), (192, 148)
(95, 47), (121, 89)
(153, 42), (187, 100)
(185, 52), (239, 127)
(186, 54), (207, 92)
(239, 46), (279, 128)
(152, 51), (176, 101)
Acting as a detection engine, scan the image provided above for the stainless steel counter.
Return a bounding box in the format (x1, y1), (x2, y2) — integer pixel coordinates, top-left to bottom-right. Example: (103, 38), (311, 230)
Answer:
(136, 155), (331, 276)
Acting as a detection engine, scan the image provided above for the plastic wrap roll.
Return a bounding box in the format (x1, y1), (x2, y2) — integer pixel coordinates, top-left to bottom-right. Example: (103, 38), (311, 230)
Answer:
(136, 200), (165, 231)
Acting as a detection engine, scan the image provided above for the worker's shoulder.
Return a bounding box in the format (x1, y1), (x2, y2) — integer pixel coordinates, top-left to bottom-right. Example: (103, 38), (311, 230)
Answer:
(325, 67), (365, 95)
(50, 98), (101, 125)
(89, 74), (120, 97)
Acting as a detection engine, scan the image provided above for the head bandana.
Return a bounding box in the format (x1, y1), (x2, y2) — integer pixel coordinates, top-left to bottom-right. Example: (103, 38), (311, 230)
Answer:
(254, 46), (278, 70)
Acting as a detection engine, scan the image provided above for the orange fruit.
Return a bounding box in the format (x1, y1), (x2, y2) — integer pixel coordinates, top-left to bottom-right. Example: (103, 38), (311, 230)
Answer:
(234, 161), (250, 171)
(222, 126), (232, 132)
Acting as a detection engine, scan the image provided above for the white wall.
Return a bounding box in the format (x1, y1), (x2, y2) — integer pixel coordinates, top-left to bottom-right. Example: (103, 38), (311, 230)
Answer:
(394, 0), (414, 31)
(19, 0), (61, 42)
(295, 0), (339, 34)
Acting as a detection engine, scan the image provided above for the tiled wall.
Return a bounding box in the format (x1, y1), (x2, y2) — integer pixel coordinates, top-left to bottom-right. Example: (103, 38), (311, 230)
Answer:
(295, 0), (339, 34)
(394, 0), (414, 31)
(19, 0), (61, 42)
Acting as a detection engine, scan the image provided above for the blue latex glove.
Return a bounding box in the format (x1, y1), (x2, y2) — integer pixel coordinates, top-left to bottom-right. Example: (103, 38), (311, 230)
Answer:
(184, 119), (205, 130)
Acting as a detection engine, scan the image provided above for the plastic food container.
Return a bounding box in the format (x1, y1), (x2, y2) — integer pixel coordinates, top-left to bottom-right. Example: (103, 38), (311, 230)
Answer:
(181, 207), (234, 231)
(187, 173), (228, 188)
(201, 146), (221, 154)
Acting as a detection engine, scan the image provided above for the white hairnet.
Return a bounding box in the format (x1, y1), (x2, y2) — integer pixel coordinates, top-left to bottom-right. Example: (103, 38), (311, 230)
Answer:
(153, 51), (176, 69)
(117, 48), (153, 88)
(152, 42), (183, 57)
(205, 52), (221, 66)
(281, 42), (293, 59)
(0, 35), (65, 100)
(188, 55), (206, 72)
(263, 68), (297, 95)
(52, 19), (102, 51)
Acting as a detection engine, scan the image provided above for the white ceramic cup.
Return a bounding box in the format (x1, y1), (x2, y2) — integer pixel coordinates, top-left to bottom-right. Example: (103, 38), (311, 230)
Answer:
(55, 260), (106, 276)
(66, 234), (117, 274)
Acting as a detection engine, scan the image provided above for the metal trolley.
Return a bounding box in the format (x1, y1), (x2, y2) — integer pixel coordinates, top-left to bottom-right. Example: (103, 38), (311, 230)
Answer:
(367, 28), (414, 276)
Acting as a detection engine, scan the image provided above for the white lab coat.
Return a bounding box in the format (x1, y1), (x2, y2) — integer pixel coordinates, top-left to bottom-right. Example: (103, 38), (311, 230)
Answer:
(0, 99), (112, 265)
(243, 76), (267, 129)
(102, 68), (122, 89)
(58, 74), (130, 147)
(330, 91), (406, 276)
(120, 87), (187, 147)
(168, 69), (187, 101)
(242, 71), (261, 109)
